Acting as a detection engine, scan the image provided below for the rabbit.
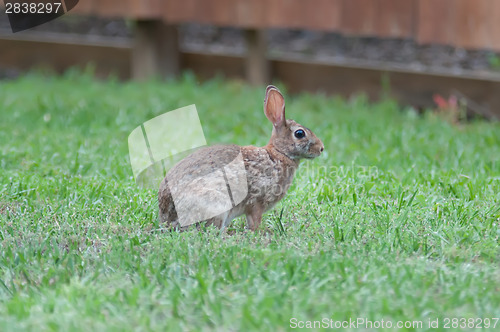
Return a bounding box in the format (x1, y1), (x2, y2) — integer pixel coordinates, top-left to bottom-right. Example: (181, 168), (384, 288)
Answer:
(158, 85), (324, 231)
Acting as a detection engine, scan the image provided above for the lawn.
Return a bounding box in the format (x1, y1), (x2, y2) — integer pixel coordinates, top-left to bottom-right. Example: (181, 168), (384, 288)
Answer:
(0, 72), (499, 331)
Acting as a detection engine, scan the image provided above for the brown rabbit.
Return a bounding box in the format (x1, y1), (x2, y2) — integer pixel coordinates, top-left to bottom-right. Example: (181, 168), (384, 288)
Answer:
(158, 85), (324, 231)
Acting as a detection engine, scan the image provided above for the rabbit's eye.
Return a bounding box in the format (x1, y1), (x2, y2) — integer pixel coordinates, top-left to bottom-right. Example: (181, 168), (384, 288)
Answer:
(294, 129), (306, 139)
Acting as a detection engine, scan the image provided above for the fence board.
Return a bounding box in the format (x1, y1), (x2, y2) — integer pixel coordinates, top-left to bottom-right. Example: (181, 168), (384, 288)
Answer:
(264, 0), (341, 31)
(265, 0), (304, 28)
(68, 0), (500, 51)
(80, 0), (124, 17)
(72, 0), (161, 18)
(209, 0), (237, 26)
(234, 0), (266, 27)
(341, 0), (415, 38)
(295, 0), (342, 31)
(340, 0), (377, 35)
(488, 1), (500, 50)
(454, 0), (498, 49)
(197, 0), (247, 26)
(375, 0), (415, 38)
(417, 0), (456, 45)
(162, 0), (197, 23)
(130, 0), (162, 19)
(163, 0), (265, 26)
(70, 1), (93, 12)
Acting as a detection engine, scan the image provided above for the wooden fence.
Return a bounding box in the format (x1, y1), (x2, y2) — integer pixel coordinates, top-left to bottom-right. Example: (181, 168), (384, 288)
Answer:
(63, 0), (500, 83)
(1, 0), (500, 117)
(72, 0), (500, 50)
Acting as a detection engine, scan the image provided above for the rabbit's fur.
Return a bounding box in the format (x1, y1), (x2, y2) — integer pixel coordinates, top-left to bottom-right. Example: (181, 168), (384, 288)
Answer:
(158, 85), (324, 231)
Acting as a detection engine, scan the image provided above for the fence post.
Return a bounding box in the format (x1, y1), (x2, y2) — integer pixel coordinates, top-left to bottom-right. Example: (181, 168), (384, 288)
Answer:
(132, 20), (180, 80)
(245, 29), (269, 85)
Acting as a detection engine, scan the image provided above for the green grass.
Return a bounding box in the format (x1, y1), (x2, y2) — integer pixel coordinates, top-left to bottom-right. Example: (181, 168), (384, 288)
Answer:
(0, 72), (499, 331)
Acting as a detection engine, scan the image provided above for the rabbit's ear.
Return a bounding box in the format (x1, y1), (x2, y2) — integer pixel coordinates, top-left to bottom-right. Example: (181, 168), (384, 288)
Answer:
(264, 85), (286, 129)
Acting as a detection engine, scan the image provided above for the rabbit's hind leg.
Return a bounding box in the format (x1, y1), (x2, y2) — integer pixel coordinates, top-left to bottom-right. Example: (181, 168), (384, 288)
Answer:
(205, 211), (231, 230)
(245, 205), (264, 231)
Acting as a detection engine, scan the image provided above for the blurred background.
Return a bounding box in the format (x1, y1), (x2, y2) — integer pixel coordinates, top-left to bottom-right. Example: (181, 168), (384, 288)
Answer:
(1, 0), (500, 119)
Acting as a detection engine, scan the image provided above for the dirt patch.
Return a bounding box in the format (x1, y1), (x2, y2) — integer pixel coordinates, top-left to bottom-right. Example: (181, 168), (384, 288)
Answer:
(0, 201), (19, 216)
